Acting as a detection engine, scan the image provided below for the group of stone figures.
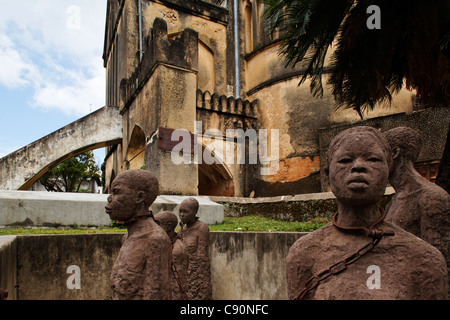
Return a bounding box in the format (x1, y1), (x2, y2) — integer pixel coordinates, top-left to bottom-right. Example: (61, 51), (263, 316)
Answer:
(105, 174), (212, 300)
(105, 125), (449, 300)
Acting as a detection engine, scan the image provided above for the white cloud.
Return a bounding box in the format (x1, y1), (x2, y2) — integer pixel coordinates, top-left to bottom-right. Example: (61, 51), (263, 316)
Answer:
(33, 60), (105, 115)
(0, 34), (39, 88)
(0, 0), (107, 116)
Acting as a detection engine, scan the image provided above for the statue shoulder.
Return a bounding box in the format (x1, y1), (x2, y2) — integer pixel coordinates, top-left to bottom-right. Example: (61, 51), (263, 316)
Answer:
(388, 223), (446, 261)
(287, 223), (333, 262)
(194, 219), (210, 233)
(145, 222), (172, 247)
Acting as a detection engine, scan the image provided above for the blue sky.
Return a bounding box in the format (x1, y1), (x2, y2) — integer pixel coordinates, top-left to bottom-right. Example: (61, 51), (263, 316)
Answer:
(0, 1), (108, 165)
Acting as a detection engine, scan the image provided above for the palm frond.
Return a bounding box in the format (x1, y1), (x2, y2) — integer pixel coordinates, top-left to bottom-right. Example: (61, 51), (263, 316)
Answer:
(263, 0), (450, 117)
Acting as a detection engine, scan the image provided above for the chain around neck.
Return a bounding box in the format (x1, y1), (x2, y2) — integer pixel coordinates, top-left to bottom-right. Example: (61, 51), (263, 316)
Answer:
(115, 210), (154, 225)
(332, 207), (395, 238)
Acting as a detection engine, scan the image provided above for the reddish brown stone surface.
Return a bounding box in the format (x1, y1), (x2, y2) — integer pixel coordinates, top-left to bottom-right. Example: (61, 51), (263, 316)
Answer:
(155, 210), (189, 300)
(384, 127), (450, 294)
(286, 126), (448, 300)
(178, 198), (213, 300)
(265, 156), (321, 183)
(105, 169), (172, 300)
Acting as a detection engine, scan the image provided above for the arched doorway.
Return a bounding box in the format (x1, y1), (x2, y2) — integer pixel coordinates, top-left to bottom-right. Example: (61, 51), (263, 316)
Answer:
(125, 125), (146, 170)
(198, 144), (235, 196)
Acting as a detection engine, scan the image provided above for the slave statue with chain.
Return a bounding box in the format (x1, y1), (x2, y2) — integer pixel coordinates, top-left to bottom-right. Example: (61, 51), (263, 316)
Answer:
(105, 169), (172, 300)
(286, 126), (448, 300)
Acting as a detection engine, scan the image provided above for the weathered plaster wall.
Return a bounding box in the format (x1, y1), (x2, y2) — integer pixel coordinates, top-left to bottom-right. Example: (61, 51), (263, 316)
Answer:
(210, 231), (304, 300)
(141, 0), (229, 94)
(16, 234), (121, 300)
(246, 45), (415, 195)
(1, 231), (305, 300)
(196, 90), (259, 197)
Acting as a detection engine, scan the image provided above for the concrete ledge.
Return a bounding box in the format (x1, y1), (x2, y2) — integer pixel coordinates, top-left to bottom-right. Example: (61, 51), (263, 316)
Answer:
(211, 187), (395, 221)
(0, 191), (224, 227)
(210, 187), (395, 204)
(153, 195), (224, 225)
(0, 191), (111, 227)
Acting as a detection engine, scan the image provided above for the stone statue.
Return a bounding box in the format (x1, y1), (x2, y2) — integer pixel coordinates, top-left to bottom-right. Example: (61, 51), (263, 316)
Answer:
(154, 210), (189, 300)
(286, 126), (448, 300)
(383, 126), (450, 292)
(177, 198), (213, 300)
(105, 169), (172, 300)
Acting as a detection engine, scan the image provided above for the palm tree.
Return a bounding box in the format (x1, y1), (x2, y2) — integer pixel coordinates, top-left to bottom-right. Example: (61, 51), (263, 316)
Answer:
(263, 0), (450, 191)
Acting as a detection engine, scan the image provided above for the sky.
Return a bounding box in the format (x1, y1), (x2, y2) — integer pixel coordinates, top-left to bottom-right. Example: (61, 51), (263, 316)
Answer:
(0, 1), (108, 165)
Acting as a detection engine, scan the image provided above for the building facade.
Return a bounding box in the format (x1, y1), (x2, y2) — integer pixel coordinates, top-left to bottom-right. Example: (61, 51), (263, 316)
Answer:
(102, 0), (444, 197)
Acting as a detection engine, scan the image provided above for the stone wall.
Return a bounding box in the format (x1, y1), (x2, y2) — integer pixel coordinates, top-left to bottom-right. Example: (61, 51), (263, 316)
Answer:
(0, 192), (224, 227)
(212, 187), (395, 222)
(196, 89), (259, 197)
(0, 232), (305, 300)
(16, 234), (121, 300)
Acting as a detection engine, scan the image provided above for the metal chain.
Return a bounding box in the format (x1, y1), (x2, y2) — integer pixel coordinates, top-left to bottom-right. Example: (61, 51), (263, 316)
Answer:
(294, 236), (383, 300)
(294, 208), (395, 300)
(170, 233), (188, 300)
(171, 261), (189, 300)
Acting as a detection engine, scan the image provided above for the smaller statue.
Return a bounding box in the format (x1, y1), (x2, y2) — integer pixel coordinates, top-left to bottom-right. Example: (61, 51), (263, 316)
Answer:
(154, 210), (189, 300)
(177, 198), (213, 300)
(384, 126), (450, 293)
(105, 169), (172, 300)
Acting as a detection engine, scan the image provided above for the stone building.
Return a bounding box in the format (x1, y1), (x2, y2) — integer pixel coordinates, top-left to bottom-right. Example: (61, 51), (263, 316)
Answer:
(102, 0), (448, 197)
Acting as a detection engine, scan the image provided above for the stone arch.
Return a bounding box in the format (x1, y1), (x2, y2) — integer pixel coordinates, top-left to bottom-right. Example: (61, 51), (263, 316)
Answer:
(0, 106), (122, 190)
(125, 125), (146, 170)
(198, 143), (235, 196)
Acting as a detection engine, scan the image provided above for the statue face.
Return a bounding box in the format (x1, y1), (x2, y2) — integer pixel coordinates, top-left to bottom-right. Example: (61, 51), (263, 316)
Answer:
(105, 176), (138, 222)
(154, 212), (177, 236)
(327, 134), (390, 206)
(178, 200), (197, 225)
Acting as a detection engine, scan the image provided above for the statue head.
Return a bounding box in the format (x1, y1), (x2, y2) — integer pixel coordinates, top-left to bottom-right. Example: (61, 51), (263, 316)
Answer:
(383, 126), (422, 163)
(105, 169), (159, 223)
(179, 197), (199, 226)
(325, 126), (392, 206)
(154, 210), (179, 237)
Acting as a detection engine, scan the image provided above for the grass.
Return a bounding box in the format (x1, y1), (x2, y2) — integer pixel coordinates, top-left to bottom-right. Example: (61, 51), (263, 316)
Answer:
(0, 215), (330, 235)
(209, 215), (329, 232)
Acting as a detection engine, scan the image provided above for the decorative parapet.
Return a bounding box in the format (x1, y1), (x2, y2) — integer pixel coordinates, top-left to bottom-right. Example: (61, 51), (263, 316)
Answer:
(120, 18), (199, 112)
(156, 0), (229, 24)
(196, 89), (258, 119)
(196, 89), (258, 133)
